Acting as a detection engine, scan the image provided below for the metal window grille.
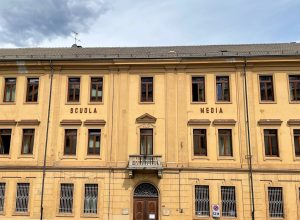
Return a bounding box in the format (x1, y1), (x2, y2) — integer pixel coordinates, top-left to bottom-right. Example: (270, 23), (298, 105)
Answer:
(59, 184), (74, 213)
(195, 185), (210, 216)
(84, 184), (98, 214)
(15, 183), (29, 212)
(0, 183), (5, 212)
(268, 187), (284, 218)
(221, 186), (236, 217)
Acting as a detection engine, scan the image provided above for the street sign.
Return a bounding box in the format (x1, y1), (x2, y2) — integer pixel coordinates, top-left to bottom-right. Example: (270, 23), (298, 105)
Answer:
(212, 204), (220, 217)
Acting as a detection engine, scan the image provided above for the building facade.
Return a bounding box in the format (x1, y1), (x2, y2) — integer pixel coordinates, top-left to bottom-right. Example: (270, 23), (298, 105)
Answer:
(0, 44), (300, 219)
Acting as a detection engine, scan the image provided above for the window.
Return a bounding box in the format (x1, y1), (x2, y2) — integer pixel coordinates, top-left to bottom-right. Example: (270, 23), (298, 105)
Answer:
(264, 129), (279, 157)
(59, 183), (74, 213)
(15, 183), (30, 213)
(192, 77), (205, 102)
(67, 78), (80, 102)
(64, 129), (77, 155)
(218, 129), (232, 156)
(3, 78), (16, 102)
(221, 186), (236, 217)
(216, 76), (230, 102)
(0, 129), (11, 155)
(259, 75), (274, 101)
(141, 77), (153, 102)
(294, 130), (300, 157)
(268, 187), (284, 218)
(21, 129), (35, 155)
(195, 185), (210, 216)
(193, 129), (207, 156)
(84, 184), (98, 214)
(289, 75), (300, 101)
(88, 129), (101, 155)
(90, 77), (103, 102)
(0, 183), (5, 212)
(140, 129), (153, 155)
(26, 78), (39, 102)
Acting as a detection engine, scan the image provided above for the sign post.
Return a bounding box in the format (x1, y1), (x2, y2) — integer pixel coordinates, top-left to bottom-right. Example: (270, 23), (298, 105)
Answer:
(212, 204), (220, 218)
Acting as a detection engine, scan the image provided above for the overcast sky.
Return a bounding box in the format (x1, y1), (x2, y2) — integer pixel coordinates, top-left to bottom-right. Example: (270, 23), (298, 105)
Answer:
(0, 0), (299, 48)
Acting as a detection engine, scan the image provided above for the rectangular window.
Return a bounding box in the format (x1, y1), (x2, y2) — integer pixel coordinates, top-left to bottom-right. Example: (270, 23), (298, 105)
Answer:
(84, 184), (98, 214)
(193, 129), (207, 156)
(140, 129), (153, 155)
(26, 78), (39, 102)
(15, 183), (30, 213)
(141, 77), (153, 102)
(218, 129), (232, 156)
(0, 183), (5, 212)
(294, 129), (300, 157)
(3, 78), (16, 102)
(64, 129), (77, 155)
(216, 76), (230, 102)
(0, 129), (11, 155)
(21, 129), (35, 155)
(88, 129), (101, 155)
(264, 129), (279, 157)
(221, 186), (237, 217)
(90, 77), (103, 102)
(59, 183), (74, 213)
(195, 185), (210, 216)
(289, 75), (300, 101)
(192, 77), (205, 102)
(268, 187), (284, 218)
(67, 78), (80, 102)
(259, 75), (274, 101)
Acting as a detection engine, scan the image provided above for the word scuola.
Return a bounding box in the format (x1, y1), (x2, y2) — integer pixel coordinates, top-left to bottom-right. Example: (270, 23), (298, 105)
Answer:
(70, 107), (98, 114)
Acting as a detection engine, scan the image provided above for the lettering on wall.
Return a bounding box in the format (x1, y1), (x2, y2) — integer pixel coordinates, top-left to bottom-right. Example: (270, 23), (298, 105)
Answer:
(70, 107), (98, 114)
(200, 107), (223, 114)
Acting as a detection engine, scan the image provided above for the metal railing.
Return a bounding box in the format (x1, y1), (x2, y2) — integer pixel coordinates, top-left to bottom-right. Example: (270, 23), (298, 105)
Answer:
(128, 155), (162, 170)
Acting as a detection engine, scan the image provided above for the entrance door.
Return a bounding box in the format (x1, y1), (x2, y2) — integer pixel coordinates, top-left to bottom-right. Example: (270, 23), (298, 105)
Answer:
(133, 183), (159, 220)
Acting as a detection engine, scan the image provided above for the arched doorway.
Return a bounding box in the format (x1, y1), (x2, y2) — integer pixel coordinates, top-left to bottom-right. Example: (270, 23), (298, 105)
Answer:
(133, 183), (159, 220)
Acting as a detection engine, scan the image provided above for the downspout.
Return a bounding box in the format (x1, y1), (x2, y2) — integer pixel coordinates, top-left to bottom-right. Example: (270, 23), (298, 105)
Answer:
(243, 58), (255, 220)
(40, 60), (54, 220)
(108, 70), (115, 220)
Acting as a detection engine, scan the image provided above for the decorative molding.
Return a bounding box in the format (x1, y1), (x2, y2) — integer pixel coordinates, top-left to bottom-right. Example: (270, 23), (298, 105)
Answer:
(84, 120), (106, 126)
(187, 119), (211, 126)
(0, 120), (17, 126)
(287, 119), (300, 126)
(18, 119), (40, 126)
(136, 113), (157, 124)
(213, 119), (236, 126)
(258, 119), (282, 126)
(60, 120), (82, 126)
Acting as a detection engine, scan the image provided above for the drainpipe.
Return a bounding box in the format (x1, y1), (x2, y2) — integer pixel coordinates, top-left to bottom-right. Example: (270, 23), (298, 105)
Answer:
(243, 58), (255, 220)
(40, 60), (54, 220)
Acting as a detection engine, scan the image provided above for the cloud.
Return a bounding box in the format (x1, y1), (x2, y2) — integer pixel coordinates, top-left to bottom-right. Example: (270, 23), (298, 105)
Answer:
(0, 0), (108, 47)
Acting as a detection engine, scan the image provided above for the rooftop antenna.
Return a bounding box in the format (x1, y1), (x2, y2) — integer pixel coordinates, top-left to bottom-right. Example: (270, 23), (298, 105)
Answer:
(72, 31), (82, 47)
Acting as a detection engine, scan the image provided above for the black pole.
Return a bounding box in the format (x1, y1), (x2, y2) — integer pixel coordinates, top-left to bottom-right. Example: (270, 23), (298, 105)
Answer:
(40, 61), (54, 220)
(243, 58), (255, 220)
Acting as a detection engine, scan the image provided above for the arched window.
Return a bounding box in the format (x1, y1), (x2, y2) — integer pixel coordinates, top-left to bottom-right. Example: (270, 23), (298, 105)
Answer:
(134, 183), (158, 197)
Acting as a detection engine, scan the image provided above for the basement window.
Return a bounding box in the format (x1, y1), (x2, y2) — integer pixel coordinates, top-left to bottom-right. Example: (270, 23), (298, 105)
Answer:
(0, 129), (12, 155)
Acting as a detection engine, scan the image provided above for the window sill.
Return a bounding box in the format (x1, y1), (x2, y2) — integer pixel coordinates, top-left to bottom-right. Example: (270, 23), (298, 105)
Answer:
(139, 101), (155, 104)
(61, 155), (78, 160)
(0, 102), (16, 105)
(65, 102), (81, 105)
(85, 155), (102, 160)
(81, 214), (99, 218)
(263, 157), (282, 161)
(215, 101), (232, 104)
(56, 213), (74, 217)
(88, 101), (103, 105)
(192, 156), (209, 160)
(13, 212), (30, 216)
(289, 101), (300, 104)
(191, 101), (207, 104)
(217, 156), (235, 160)
(259, 101), (276, 104)
(0, 155), (11, 159)
(17, 154), (35, 159)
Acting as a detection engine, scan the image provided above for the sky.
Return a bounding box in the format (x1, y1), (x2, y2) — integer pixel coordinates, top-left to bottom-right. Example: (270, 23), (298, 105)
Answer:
(0, 0), (299, 48)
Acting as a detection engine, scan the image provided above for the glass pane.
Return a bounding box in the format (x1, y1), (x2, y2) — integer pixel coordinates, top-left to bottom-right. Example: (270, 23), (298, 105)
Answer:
(146, 136), (153, 155)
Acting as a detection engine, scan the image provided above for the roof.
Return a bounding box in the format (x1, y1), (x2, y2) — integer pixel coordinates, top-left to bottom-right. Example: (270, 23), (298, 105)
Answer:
(0, 43), (300, 60)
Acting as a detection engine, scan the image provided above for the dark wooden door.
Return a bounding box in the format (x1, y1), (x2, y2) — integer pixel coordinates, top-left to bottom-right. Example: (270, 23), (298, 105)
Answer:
(134, 197), (158, 220)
